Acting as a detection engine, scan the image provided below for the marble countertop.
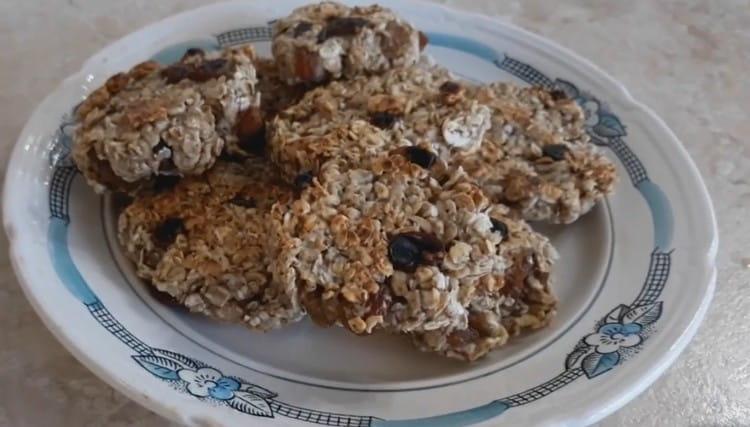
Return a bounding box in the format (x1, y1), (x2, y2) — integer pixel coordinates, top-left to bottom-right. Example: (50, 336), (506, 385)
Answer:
(1, 0), (747, 425)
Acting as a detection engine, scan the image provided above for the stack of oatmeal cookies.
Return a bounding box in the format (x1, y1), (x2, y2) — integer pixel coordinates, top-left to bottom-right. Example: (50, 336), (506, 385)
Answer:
(72, 1), (616, 362)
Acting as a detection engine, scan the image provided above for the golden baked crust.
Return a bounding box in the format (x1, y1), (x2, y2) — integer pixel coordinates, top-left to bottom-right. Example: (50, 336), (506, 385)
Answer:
(270, 61), (616, 224)
(73, 46), (259, 193)
(269, 154), (557, 360)
(118, 159), (301, 331)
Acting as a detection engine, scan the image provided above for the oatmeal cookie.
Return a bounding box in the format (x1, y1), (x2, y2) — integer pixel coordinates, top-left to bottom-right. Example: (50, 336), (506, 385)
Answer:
(410, 215), (557, 361)
(459, 83), (617, 224)
(272, 1), (426, 84)
(73, 45), (259, 193)
(270, 61), (616, 223)
(118, 159), (301, 331)
(269, 153), (556, 360)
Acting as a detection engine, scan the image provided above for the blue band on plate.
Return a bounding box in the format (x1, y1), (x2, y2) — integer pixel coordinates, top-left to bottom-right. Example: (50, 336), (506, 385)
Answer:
(49, 216), (98, 305)
(636, 180), (674, 250)
(372, 401), (509, 427)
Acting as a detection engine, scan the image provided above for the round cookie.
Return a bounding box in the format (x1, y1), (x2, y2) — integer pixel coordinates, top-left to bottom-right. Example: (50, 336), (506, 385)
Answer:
(118, 159), (301, 331)
(269, 153), (557, 360)
(410, 216), (557, 361)
(269, 61), (616, 223)
(73, 45), (259, 193)
(271, 1), (425, 84)
(460, 83), (617, 224)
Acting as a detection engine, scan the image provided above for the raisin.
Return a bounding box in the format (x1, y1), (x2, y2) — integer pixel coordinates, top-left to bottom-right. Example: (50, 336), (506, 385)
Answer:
(418, 31), (429, 50)
(439, 81), (464, 105)
(160, 64), (190, 84)
(370, 111), (398, 129)
(236, 107), (266, 154)
(440, 81), (462, 95)
(542, 144), (569, 161)
(300, 288), (339, 327)
(549, 89), (568, 101)
(182, 47), (205, 60)
(490, 218), (508, 240)
(188, 58), (230, 82)
(403, 147), (437, 169)
(202, 58), (228, 72)
(152, 175), (181, 193)
(388, 232), (444, 272)
(154, 218), (185, 248)
(388, 235), (422, 272)
(318, 17), (369, 42)
(236, 107), (264, 135)
(364, 285), (390, 318)
(293, 48), (322, 82)
(293, 21), (314, 37)
(294, 172), (314, 190)
(504, 252), (534, 297)
(229, 195), (256, 208)
(105, 73), (130, 94)
(402, 232), (444, 253)
(447, 327), (480, 348)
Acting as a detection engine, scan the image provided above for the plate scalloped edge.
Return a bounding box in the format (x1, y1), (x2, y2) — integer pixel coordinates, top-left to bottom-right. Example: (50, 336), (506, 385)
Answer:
(3, 1), (718, 426)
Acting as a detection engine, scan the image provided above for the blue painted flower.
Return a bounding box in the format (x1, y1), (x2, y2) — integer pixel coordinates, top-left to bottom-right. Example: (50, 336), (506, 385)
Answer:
(581, 99), (601, 127)
(584, 323), (642, 354)
(178, 367), (240, 400)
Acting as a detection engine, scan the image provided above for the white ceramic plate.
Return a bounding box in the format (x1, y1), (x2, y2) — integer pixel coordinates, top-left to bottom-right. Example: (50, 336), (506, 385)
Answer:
(2, 1), (718, 426)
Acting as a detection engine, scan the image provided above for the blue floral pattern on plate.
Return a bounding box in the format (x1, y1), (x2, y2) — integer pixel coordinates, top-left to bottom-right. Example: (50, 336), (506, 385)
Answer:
(565, 302), (663, 378)
(131, 348), (277, 417)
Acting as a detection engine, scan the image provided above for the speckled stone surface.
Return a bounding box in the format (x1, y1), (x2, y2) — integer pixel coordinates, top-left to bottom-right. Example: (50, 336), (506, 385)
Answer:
(0, 0), (747, 425)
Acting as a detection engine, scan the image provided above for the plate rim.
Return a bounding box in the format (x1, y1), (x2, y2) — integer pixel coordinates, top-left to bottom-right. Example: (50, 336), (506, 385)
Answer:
(2, 1), (718, 426)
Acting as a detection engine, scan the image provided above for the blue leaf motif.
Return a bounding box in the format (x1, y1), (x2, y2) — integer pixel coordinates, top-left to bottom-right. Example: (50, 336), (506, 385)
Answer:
(228, 391), (273, 417)
(565, 342), (595, 370)
(589, 134), (610, 147)
(151, 348), (199, 370)
(132, 355), (181, 381)
(622, 302), (663, 327)
(593, 113), (627, 137)
(238, 381), (278, 399)
(582, 351), (620, 378)
(605, 304), (630, 324)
